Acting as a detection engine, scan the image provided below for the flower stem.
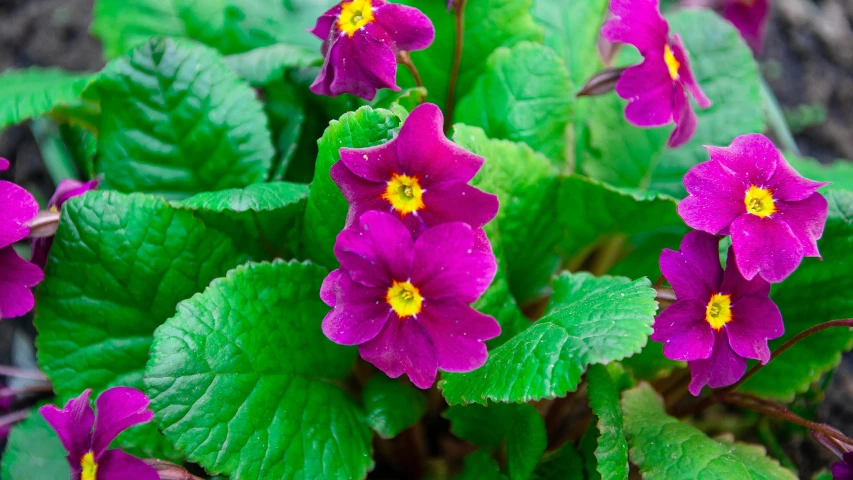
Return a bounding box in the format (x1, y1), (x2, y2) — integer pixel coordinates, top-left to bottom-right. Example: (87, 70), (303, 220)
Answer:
(0, 383), (54, 399)
(0, 365), (48, 381)
(0, 409), (29, 429)
(444, 0), (467, 130)
(397, 51), (424, 89)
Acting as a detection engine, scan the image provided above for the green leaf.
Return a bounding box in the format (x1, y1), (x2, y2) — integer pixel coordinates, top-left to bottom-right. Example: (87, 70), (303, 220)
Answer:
(35, 190), (249, 459)
(530, 441), (584, 480)
(620, 342), (683, 381)
(456, 42), (574, 163)
(453, 125), (561, 304)
(371, 87), (428, 112)
(622, 383), (797, 480)
(741, 189), (853, 400)
(94, 37), (274, 198)
(363, 375), (428, 439)
(401, 0), (542, 109)
(264, 82), (307, 181)
(224, 44), (321, 86)
(302, 106), (403, 267)
(440, 272), (656, 405)
(0, 68), (95, 130)
(446, 403), (547, 480)
(649, 9), (765, 197)
(532, 0), (609, 87)
(1, 412), (70, 480)
(785, 153), (853, 192)
(92, 0), (328, 59)
(457, 450), (506, 480)
(144, 261), (373, 480)
(586, 365), (629, 480)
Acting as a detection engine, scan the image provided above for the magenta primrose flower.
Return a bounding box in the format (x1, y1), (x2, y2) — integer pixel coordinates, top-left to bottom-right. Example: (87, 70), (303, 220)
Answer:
(31, 178), (99, 269)
(310, 0), (435, 100)
(652, 231), (784, 395)
(321, 211), (500, 389)
(0, 246), (43, 319)
(678, 134), (829, 283)
(0, 158), (39, 249)
(834, 452), (853, 480)
(39, 387), (158, 480)
(683, 0), (769, 54)
(331, 103), (499, 240)
(601, 0), (712, 148)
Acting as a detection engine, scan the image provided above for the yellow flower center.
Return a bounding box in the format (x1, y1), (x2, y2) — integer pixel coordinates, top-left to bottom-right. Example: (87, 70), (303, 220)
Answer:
(337, 0), (375, 37)
(386, 280), (423, 318)
(81, 451), (98, 480)
(744, 185), (777, 218)
(705, 293), (733, 330)
(381, 173), (425, 216)
(664, 45), (681, 81)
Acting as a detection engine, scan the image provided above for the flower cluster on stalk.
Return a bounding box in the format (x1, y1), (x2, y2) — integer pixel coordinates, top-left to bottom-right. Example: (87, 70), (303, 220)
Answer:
(321, 103), (501, 388)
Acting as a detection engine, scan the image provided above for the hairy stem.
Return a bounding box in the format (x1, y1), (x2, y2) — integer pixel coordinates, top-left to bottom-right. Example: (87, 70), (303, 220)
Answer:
(397, 51), (424, 89)
(444, 0), (467, 130)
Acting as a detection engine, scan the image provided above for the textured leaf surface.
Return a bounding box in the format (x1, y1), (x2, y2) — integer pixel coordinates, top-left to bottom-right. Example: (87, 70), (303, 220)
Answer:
(586, 365), (629, 480)
(363, 376), (427, 439)
(446, 403), (547, 480)
(1, 412), (70, 480)
(457, 451), (506, 480)
(456, 42), (574, 163)
(0, 68), (95, 129)
(94, 38), (273, 198)
(532, 0), (608, 87)
(742, 189), (853, 400)
(623, 384), (797, 479)
(224, 44), (321, 86)
(144, 261), (371, 480)
(302, 106), (403, 267)
(440, 273), (656, 404)
(35, 191), (248, 459)
(650, 10), (765, 197)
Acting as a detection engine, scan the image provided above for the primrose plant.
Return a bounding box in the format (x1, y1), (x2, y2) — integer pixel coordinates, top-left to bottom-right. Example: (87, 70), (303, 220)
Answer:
(0, 0), (851, 478)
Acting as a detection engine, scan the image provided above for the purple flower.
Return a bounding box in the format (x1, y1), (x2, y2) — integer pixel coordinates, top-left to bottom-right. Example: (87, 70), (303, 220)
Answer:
(39, 387), (158, 480)
(309, 0), (435, 100)
(30, 178), (99, 269)
(651, 231), (784, 395)
(835, 452), (853, 480)
(678, 134), (829, 283)
(0, 160), (39, 250)
(682, 0), (769, 54)
(601, 0), (712, 148)
(331, 103), (499, 241)
(0, 246), (43, 319)
(321, 211), (500, 389)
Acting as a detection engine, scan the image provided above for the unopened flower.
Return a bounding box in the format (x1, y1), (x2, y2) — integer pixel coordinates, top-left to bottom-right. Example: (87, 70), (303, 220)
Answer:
(601, 0), (712, 148)
(682, 0), (769, 54)
(30, 178), (99, 268)
(321, 211), (500, 388)
(651, 231), (783, 395)
(679, 134), (829, 283)
(0, 246), (43, 319)
(39, 387), (158, 480)
(0, 159), (39, 249)
(310, 0), (435, 100)
(331, 103), (498, 239)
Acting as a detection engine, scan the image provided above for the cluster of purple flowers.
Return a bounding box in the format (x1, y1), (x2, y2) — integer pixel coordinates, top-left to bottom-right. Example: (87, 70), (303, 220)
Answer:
(653, 134), (829, 394)
(320, 103), (501, 388)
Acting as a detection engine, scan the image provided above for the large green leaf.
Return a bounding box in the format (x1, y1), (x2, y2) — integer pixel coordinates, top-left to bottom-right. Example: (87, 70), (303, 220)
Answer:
(363, 375), (428, 439)
(440, 272), (656, 405)
(457, 451), (506, 480)
(92, 0), (328, 59)
(446, 403), (547, 480)
(94, 38), (274, 198)
(742, 189), (853, 400)
(586, 365), (629, 480)
(0, 68), (96, 130)
(622, 384), (797, 479)
(302, 106), (403, 267)
(532, 0), (608, 87)
(144, 261), (372, 480)
(1, 412), (70, 480)
(224, 44), (321, 86)
(649, 10), (765, 197)
(35, 191), (248, 459)
(174, 182), (309, 260)
(455, 42), (574, 164)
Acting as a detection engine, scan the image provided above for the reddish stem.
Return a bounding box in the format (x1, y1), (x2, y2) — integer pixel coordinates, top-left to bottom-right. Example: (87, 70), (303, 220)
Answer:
(444, 0), (467, 130)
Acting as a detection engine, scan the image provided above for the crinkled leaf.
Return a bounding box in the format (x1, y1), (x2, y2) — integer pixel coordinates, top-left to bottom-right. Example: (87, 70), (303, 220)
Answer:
(456, 42), (574, 164)
(94, 37), (273, 198)
(530, 441), (584, 480)
(649, 10), (765, 197)
(622, 384), (797, 479)
(224, 44), (321, 86)
(1, 412), (70, 480)
(532, 0), (608, 87)
(457, 450), (506, 480)
(586, 364), (629, 480)
(446, 403), (547, 480)
(144, 261), (372, 480)
(302, 106), (403, 267)
(363, 375), (428, 439)
(440, 272), (656, 405)
(0, 68), (95, 129)
(742, 189), (853, 400)
(264, 83), (307, 181)
(35, 191), (248, 459)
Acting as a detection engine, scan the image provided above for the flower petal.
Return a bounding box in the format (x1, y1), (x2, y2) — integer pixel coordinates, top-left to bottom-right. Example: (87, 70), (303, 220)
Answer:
(619, 64), (675, 128)
(679, 157), (746, 235)
(708, 134), (779, 188)
(338, 142), (400, 184)
(419, 184), (499, 229)
(650, 298), (715, 361)
(667, 82), (698, 148)
(330, 162), (391, 229)
(601, 0), (669, 53)
(417, 299), (500, 372)
(0, 158), (8, 171)
(39, 389), (95, 461)
(91, 387), (154, 455)
(687, 329), (747, 395)
(659, 231), (723, 301)
(374, 3), (435, 51)
(670, 34), (711, 108)
(49, 179), (100, 210)
(726, 295), (783, 364)
(359, 315), (438, 389)
(721, 0), (769, 54)
(97, 449), (159, 480)
(766, 154), (831, 202)
(334, 211), (414, 287)
(719, 247), (771, 298)
(0, 180), (39, 249)
(322, 271), (391, 345)
(731, 214), (804, 283)
(775, 194), (828, 258)
(309, 5), (342, 40)
(0, 246), (44, 319)
(321, 269), (344, 307)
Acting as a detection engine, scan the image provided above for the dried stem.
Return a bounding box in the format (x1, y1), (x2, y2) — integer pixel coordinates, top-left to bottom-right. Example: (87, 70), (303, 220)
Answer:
(444, 0), (467, 130)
